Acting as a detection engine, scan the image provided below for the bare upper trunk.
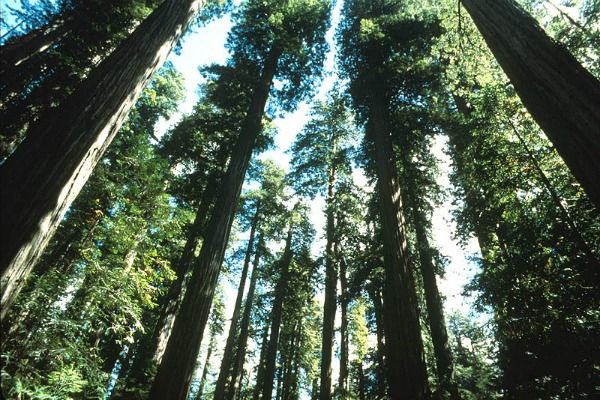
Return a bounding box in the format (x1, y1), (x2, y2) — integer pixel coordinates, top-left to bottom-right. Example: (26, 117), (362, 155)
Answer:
(0, 0), (206, 320)
(460, 0), (600, 209)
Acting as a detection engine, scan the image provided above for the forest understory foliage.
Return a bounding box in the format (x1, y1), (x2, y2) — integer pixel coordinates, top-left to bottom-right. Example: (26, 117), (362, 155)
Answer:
(0, 0), (598, 399)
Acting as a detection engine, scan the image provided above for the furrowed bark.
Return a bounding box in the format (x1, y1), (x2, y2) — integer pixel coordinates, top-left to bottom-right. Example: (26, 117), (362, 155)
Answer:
(261, 227), (294, 400)
(215, 201), (261, 400)
(148, 47), (281, 400)
(0, 0), (206, 319)
(460, 0), (600, 209)
(370, 97), (429, 399)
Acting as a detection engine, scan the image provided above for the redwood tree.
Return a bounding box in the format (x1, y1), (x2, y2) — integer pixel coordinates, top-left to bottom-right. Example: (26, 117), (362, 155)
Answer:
(0, 0), (212, 319)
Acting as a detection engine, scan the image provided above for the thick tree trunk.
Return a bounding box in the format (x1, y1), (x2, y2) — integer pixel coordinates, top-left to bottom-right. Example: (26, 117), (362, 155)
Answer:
(0, 0), (206, 319)
(370, 98), (429, 399)
(319, 160), (337, 400)
(460, 0), (600, 208)
(261, 227), (294, 400)
(252, 323), (271, 400)
(215, 201), (261, 400)
(148, 47), (282, 400)
(230, 236), (263, 400)
(411, 207), (459, 399)
(339, 256), (349, 399)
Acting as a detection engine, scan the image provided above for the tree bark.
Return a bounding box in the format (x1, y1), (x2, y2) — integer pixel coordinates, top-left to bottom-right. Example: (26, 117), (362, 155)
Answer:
(367, 286), (386, 398)
(148, 47), (282, 400)
(460, 0), (600, 209)
(195, 330), (217, 400)
(120, 174), (217, 394)
(339, 256), (349, 399)
(319, 154), (337, 400)
(230, 235), (263, 400)
(370, 97), (429, 399)
(0, 0), (207, 319)
(261, 226), (294, 400)
(411, 207), (459, 400)
(252, 322), (271, 400)
(215, 201), (261, 400)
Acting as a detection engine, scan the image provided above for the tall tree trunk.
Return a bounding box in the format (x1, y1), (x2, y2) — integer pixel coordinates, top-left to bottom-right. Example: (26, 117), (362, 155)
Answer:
(230, 235), (264, 400)
(460, 0), (600, 208)
(411, 206), (459, 399)
(319, 155), (337, 400)
(215, 201), (261, 400)
(196, 333), (217, 400)
(367, 286), (386, 398)
(261, 226), (294, 400)
(149, 47), (282, 400)
(252, 322), (271, 400)
(339, 255), (349, 399)
(357, 361), (366, 400)
(0, 0), (207, 319)
(370, 97), (429, 399)
(120, 175), (217, 394)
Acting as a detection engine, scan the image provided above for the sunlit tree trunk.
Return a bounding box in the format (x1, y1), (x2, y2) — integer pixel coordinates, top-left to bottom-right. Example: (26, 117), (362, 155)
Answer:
(460, 0), (600, 209)
(370, 96), (429, 399)
(0, 0), (207, 319)
(149, 47), (282, 400)
(229, 236), (263, 400)
(215, 201), (261, 399)
(261, 227), (293, 400)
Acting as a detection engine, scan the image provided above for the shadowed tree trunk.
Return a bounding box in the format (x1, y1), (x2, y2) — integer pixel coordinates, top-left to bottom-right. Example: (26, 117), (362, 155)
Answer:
(339, 255), (349, 399)
(118, 174), (217, 394)
(230, 235), (264, 400)
(0, 0), (207, 319)
(252, 322), (271, 400)
(0, 19), (68, 86)
(148, 46), (282, 400)
(261, 226), (294, 400)
(367, 285), (386, 398)
(319, 154), (337, 400)
(460, 0), (600, 209)
(195, 324), (218, 400)
(410, 205), (459, 399)
(370, 96), (429, 399)
(215, 201), (261, 400)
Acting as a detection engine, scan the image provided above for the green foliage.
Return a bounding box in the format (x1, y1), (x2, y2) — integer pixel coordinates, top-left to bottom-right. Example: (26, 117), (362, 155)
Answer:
(1, 64), (186, 399)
